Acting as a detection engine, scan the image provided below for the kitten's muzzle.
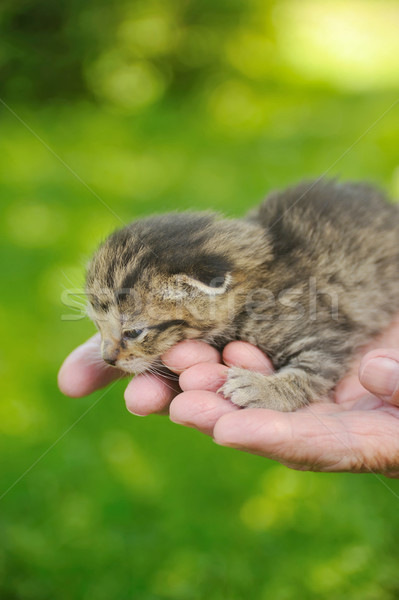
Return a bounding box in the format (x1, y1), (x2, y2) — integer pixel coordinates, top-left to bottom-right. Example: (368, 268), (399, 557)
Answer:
(104, 356), (117, 366)
(102, 343), (120, 366)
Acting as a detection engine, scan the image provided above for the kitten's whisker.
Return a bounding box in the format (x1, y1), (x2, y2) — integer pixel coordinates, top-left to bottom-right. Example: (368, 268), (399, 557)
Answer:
(148, 364), (179, 381)
(146, 368), (179, 393)
(147, 368), (178, 385)
(143, 370), (177, 395)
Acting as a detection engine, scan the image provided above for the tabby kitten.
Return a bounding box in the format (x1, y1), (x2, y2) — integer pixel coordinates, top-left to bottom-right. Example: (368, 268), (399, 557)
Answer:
(86, 180), (399, 412)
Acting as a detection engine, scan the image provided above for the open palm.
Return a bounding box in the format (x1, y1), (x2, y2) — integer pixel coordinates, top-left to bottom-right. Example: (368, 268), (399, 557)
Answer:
(58, 315), (399, 477)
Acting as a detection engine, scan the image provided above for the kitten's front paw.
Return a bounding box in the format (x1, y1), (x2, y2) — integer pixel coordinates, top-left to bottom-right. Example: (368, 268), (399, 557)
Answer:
(220, 367), (266, 409)
(220, 367), (308, 412)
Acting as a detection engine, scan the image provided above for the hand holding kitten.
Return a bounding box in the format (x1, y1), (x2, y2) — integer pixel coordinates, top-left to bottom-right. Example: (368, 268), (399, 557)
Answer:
(58, 314), (399, 477)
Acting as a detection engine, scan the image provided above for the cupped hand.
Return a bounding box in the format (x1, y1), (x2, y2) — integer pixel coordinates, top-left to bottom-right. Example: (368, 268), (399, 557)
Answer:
(58, 316), (399, 477)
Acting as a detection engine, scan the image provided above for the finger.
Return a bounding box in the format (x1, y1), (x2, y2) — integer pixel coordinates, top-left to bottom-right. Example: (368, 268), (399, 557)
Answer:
(162, 340), (221, 374)
(222, 341), (274, 374)
(125, 373), (180, 416)
(58, 334), (124, 398)
(169, 391), (238, 436)
(179, 363), (229, 392)
(334, 372), (369, 405)
(212, 408), (361, 471)
(359, 350), (399, 406)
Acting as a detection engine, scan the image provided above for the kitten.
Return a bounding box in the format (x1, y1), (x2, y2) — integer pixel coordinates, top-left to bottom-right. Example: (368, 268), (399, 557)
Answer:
(85, 180), (399, 411)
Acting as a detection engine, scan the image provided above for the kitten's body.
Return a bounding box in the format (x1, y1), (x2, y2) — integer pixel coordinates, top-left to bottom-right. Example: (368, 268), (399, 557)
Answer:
(86, 180), (399, 411)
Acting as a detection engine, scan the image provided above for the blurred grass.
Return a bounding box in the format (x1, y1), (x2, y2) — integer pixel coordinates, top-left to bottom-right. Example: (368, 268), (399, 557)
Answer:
(1, 1), (399, 598)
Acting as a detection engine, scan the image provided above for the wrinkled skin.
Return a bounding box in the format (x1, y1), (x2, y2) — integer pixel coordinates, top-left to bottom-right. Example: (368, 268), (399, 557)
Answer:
(58, 314), (399, 478)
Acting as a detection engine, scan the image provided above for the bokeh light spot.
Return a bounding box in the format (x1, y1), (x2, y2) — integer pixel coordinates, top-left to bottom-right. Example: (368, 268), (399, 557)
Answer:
(118, 13), (179, 56)
(240, 466), (323, 531)
(6, 202), (65, 247)
(101, 430), (161, 494)
(225, 31), (274, 79)
(273, 0), (399, 91)
(208, 80), (264, 135)
(87, 54), (167, 112)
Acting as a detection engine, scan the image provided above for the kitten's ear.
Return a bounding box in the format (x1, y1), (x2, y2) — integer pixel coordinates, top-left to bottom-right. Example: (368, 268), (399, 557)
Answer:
(169, 272), (232, 297)
(163, 254), (232, 299)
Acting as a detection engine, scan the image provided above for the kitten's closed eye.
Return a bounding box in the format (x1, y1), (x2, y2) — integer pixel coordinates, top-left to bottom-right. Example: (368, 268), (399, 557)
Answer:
(122, 321), (190, 341)
(123, 329), (145, 340)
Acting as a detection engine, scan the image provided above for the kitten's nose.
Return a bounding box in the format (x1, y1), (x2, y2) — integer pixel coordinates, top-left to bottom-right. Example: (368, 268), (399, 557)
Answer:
(102, 344), (119, 366)
(104, 356), (117, 366)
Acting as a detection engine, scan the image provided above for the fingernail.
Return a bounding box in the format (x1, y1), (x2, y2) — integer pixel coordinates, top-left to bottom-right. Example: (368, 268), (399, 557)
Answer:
(361, 357), (399, 397)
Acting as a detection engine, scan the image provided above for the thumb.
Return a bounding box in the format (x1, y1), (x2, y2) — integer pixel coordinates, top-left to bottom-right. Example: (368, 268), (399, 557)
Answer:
(359, 350), (399, 406)
(58, 334), (122, 397)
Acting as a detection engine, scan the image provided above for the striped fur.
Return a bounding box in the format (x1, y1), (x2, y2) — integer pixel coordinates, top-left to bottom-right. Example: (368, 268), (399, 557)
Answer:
(86, 180), (399, 411)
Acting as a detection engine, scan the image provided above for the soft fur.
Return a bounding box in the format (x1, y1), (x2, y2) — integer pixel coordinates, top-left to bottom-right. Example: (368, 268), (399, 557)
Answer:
(86, 179), (399, 411)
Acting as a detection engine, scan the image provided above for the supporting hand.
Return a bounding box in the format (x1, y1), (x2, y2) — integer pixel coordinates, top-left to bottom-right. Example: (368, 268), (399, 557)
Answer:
(58, 317), (399, 477)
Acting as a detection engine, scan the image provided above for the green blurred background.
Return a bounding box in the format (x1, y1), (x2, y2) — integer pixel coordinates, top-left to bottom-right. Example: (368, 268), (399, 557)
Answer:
(1, 0), (399, 598)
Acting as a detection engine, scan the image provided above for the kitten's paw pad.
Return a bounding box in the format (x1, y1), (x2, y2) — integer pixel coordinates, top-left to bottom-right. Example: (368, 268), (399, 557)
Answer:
(219, 367), (268, 409)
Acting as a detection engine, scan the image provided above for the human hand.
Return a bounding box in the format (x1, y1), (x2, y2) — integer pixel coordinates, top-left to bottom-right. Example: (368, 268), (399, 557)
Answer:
(58, 316), (399, 477)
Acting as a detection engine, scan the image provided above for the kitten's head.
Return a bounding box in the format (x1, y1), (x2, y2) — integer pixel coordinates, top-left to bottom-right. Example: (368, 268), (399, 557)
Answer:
(86, 212), (271, 373)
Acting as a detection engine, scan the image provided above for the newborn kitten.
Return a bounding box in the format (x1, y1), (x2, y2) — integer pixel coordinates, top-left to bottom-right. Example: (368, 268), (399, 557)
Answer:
(86, 180), (399, 411)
